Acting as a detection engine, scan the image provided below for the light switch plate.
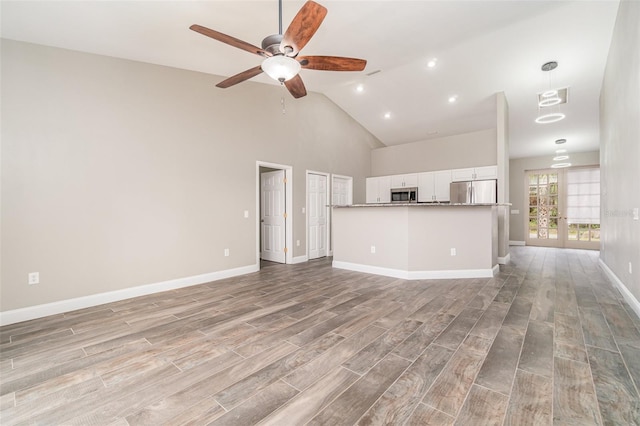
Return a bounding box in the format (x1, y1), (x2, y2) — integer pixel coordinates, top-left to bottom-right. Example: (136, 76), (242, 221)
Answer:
(633, 208), (639, 220)
(511, 209), (520, 215)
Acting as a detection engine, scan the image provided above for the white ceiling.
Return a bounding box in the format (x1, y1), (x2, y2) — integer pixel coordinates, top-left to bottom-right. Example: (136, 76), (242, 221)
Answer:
(1, 0), (620, 159)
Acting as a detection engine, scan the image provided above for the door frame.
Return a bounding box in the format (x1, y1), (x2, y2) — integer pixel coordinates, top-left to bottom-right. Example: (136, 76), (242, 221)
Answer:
(256, 161), (293, 266)
(331, 174), (353, 206)
(306, 170), (331, 261)
(330, 174), (353, 255)
(524, 166), (600, 250)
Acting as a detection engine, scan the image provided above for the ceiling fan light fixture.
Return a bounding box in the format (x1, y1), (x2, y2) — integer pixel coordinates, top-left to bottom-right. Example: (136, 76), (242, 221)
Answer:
(261, 55), (301, 83)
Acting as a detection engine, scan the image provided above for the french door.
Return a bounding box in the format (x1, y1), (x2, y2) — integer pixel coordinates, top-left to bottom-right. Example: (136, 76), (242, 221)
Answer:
(526, 167), (600, 250)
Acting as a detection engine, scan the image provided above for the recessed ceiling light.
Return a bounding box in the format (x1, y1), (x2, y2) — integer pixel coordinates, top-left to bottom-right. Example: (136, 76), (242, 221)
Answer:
(535, 113), (565, 124)
(427, 58), (438, 68)
(356, 84), (364, 93)
(556, 149), (567, 154)
(551, 162), (572, 168)
(553, 155), (569, 161)
(448, 95), (458, 103)
(384, 112), (391, 119)
(555, 138), (567, 144)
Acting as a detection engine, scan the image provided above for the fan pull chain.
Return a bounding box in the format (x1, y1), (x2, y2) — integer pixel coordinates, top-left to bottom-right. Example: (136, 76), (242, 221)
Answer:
(281, 84), (287, 114)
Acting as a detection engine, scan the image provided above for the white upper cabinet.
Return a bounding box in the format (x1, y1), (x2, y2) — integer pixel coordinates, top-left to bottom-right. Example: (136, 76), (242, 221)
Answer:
(418, 170), (452, 202)
(433, 170), (453, 201)
(451, 165), (497, 182)
(390, 173), (418, 188)
(366, 176), (391, 203)
(474, 165), (498, 180)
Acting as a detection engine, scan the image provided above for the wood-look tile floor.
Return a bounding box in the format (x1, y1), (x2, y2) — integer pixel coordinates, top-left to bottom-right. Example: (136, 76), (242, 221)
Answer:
(1, 246), (640, 425)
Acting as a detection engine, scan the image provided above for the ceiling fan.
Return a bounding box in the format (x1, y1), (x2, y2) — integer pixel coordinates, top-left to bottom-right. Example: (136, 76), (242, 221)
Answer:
(190, 0), (367, 98)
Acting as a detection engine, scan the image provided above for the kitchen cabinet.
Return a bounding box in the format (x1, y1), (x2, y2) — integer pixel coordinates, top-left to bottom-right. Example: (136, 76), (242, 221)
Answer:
(451, 165), (497, 182)
(390, 173), (418, 188)
(418, 170), (452, 202)
(366, 176), (391, 203)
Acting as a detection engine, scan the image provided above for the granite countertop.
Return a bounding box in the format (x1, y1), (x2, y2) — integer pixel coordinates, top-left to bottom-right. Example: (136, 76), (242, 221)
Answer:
(333, 203), (511, 208)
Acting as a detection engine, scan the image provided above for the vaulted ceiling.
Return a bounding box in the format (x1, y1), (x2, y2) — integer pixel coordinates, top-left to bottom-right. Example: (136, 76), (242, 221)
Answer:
(1, 1), (620, 159)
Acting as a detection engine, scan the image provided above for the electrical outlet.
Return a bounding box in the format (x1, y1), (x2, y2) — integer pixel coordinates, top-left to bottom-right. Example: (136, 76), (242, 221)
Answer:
(450, 248), (457, 256)
(28, 272), (39, 285)
(296, 240), (300, 247)
(224, 248), (230, 257)
(244, 210), (249, 218)
(370, 245), (376, 254)
(302, 207), (306, 214)
(634, 208), (639, 221)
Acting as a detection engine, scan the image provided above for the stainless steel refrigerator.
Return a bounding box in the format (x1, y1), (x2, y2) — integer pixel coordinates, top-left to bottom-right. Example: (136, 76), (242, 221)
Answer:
(450, 179), (497, 204)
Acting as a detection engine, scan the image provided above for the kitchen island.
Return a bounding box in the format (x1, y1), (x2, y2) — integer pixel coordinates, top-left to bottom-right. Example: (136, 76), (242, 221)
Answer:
(332, 203), (503, 279)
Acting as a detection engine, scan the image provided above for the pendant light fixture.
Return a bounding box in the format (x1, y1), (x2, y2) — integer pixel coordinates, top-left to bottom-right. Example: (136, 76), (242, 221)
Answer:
(535, 61), (565, 124)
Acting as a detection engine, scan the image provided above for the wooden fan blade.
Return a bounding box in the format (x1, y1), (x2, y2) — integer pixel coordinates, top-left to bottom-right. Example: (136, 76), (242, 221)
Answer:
(216, 65), (264, 88)
(190, 24), (269, 57)
(284, 74), (307, 98)
(298, 56), (367, 71)
(280, 1), (327, 56)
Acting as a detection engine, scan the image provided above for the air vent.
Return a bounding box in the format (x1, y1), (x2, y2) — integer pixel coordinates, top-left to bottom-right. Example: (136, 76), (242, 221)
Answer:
(538, 87), (569, 107)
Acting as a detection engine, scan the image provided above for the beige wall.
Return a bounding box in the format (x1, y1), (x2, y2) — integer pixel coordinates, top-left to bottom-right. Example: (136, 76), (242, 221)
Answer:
(1, 40), (381, 312)
(508, 151), (600, 242)
(600, 0), (640, 304)
(371, 128), (497, 176)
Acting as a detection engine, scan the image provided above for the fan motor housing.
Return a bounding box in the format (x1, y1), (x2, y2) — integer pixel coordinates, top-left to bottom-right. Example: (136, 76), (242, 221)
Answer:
(262, 34), (288, 56)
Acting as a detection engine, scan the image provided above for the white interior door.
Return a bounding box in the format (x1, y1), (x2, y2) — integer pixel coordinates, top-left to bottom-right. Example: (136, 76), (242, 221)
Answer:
(332, 175), (353, 206)
(261, 170), (286, 263)
(308, 173), (328, 260)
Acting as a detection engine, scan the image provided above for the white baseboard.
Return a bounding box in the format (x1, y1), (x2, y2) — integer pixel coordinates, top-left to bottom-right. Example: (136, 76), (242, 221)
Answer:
(0, 264), (259, 326)
(498, 253), (511, 265)
(332, 261), (497, 280)
(291, 255), (309, 264)
(509, 240), (526, 246)
(599, 259), (640, 319)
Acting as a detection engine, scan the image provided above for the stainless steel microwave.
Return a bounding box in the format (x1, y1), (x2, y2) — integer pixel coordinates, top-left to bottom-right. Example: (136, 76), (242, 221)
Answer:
(391, 187), (418, 203)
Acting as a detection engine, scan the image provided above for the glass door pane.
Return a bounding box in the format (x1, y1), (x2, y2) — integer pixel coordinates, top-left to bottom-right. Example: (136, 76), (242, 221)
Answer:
(565, 167), (600, 249)
(526, 171), (562, 247)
